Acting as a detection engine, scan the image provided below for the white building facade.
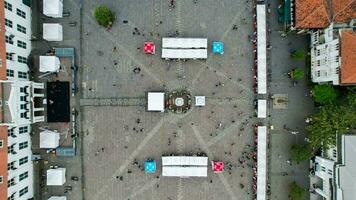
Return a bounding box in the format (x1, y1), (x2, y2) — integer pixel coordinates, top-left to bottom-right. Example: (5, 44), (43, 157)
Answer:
(1, 1), (44, 199)
(310, 24), (341, 85)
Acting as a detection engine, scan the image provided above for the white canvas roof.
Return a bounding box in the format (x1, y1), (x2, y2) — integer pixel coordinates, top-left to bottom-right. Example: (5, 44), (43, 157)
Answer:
(48, 197), (67, 200)
(257, 5), (267, 94)
(40, 130), (60, 149)
(162, 38), (208, 49)
(147, 92), (165, 112)
(40, 56), (60, 73)
(43, 23), (63, 41)
(162, 49), (208, 59)
(162, 166), (207, 177)
(43, 0), (63, 18)
(162, 156), (208, 166)
(47, 168), (66, 186)
(195, 96), (206, 106)
(257, 126), (267, 200)
(258, 99), (267, 118)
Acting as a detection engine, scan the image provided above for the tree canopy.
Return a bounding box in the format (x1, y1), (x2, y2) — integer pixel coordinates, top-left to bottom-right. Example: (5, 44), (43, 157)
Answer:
(94, 6), (115, 27)
(290, 144), (311, 163)
(290, 68), (304, 80)
(312, 84), (338, 105)
(290, 50), (305, 59)
(289, 182), (306, 200)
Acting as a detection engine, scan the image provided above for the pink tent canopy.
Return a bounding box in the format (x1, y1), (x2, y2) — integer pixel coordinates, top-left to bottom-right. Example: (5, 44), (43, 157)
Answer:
(212, 161), (224, 173)
(144, 42), (155, 54)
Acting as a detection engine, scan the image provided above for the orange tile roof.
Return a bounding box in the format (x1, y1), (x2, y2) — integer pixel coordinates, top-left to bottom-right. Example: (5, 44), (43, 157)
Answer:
(0, 2), (7, 199)
(333, 0), (356, 23)
(295, 0), (331, 28)
(340, 30), (356, 85)
(0, 126), (8, 200)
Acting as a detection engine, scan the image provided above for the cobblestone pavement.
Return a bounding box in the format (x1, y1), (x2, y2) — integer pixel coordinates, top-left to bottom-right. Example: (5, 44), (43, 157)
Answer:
(266, 0), (315, 199)
(79, 0), (258, 200)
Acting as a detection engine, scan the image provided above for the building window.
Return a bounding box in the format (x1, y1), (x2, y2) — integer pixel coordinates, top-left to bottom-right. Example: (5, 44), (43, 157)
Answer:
(19, 126), (28, 134)
(335, 67), (339, 74)
(19, 156), (28, 165)
(18, 71), (28, 79)
(7, 161), (15, 170)
(20, 112), (26, 118)
(16, 9), (26, 19)
(17, 40), (27, 49)
(20, 104), (26, 109)
(0, 139), (3, 148)
(5, 35), (14, 44)
(4, 1), (12, 11)
(5, 19), (13, 28)
(20, 87), (25, 93)
(7, 145), (14, 154)
(19, 141), (28, 150)
(20, 96), (26, 101)
(8, 128), (14, 137)
(19, 186), (28, 197)
(6, 53), (14, 61)
(6, 69), (14, 77)
(18, 56), (27, 64)
(19, 171), (28, 181)
(8, 194), (15, 200)
(7, 177), (15, 187)
(17, 24), (26, 34)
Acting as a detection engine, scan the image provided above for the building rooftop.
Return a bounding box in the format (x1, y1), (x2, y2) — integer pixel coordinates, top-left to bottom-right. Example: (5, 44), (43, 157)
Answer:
(340, 30), (356, 85)
(295, 0), (330, 28)
(333, 0), (356, 23)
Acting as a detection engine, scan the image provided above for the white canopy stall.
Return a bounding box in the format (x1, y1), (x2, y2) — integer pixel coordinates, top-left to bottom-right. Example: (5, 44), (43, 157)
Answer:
(161, 156), (208, 177)
(43, 23), (63, 41)
(43, 0), (63, 18)
(257, 126), (267, 200)
(257, 5), (267, 94)
(40, 130), (60, 149)
(147, 92), (165, 112)
(48, 197), (67, 200)
(162, 156), (208, 166)
(162, 38), (208, 49)
(257, 100), (267, 118)
(162, 49), (208, 59)
(46, 168), (66, 186)
(39, 56), (60, 73)
(162, 166), (207, 177)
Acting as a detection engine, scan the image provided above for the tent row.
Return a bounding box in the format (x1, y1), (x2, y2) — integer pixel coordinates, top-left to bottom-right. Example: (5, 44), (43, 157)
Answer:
(43, 0), (63, 18)
(162, 166), (207, 177)
(161, 38), (208, 59)
(257, 126), (267, 200)
(257, 5), (267, 95)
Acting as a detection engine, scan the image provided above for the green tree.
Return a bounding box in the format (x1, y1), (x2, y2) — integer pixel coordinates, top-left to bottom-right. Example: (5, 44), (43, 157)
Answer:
(290, 50), (305, 59)
(94, 6), (115, 28)
(290, 144), (311, 163)
(289, 182), (306, 200)
(289, 68), (304, 80)
(312, 85), (337, 105)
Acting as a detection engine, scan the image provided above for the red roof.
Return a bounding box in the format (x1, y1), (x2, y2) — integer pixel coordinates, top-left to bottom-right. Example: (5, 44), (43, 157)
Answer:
(212, 161), (224, 173)
(295, 0), (330, 29)
(333, 0), (356, 23)
(340, 30), (356, 85)
(144, 42), (155, 54)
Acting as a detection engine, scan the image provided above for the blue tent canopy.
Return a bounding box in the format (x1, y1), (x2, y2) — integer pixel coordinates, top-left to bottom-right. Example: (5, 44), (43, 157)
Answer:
(145, 160), (156, 173)
(212, 41), (224, 54)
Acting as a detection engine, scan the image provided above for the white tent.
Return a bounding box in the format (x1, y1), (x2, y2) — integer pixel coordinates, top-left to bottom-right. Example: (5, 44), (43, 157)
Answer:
(195, 96), (206, 106)
(39, 56), (60, 73)
(162, 38), (208, 49)
(257, 5), (267, 94)
(162, 49), (208, 59)
(162, 166), (207, 177)
(257, 126), (267, 200)
(258, 99), (267, 118)
(40, 130), (60, 149)
(48, 197), (67, 200)
(162, 156), (208, 166)
(47, 168), (66, 186)
(43, 23), (63, 41)
(43, 0), (63, 18)
(147, 92), (165, 112)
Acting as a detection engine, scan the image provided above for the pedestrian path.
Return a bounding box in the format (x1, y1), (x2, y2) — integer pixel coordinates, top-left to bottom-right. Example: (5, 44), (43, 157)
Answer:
(80, 97), (146, 106)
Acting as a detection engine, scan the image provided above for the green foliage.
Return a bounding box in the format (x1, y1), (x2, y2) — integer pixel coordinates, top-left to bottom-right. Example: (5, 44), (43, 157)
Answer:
(290, 50), (305, 59)
(290, 68), (304, 80)
(290, 144), (311, 163)
(94, 6), (115, 27)
(289, 182), (306, 200)
(312, 85), (338, 105)
(306, 105), (356, 149)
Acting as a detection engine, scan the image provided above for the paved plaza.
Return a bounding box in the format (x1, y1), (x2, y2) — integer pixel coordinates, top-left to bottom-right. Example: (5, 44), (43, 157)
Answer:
(80, 0), (256, 200)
